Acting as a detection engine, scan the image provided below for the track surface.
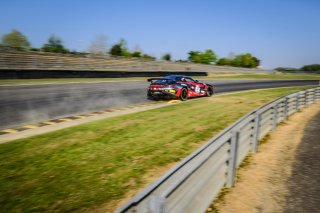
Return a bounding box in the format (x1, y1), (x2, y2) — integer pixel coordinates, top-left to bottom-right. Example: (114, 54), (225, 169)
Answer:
(0, 80), (318, 129)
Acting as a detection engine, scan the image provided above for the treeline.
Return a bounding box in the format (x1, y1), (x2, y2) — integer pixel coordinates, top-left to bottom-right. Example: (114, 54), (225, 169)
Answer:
(108, 38), (155, 60)
(1, 29), (261, 68)
(0, 30), (157, 61)
(275, 64), (320, 73)
(0, 30), (78, 54)
(216, 54), (260, 68)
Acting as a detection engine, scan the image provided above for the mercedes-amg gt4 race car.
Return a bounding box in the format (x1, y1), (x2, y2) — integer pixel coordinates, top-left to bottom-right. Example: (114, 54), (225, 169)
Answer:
(147, 75), (214, 101)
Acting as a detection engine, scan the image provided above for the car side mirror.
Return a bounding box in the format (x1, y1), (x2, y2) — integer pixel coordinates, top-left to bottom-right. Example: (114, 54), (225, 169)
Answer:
(195, 80), (198, 83)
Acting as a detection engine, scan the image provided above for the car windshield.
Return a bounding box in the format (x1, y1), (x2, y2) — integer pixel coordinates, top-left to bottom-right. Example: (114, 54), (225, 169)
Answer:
(153, 79), (175, 84)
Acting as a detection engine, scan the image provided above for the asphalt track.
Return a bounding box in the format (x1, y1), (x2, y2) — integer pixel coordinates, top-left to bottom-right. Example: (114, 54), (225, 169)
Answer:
(0, 80), (318, 129)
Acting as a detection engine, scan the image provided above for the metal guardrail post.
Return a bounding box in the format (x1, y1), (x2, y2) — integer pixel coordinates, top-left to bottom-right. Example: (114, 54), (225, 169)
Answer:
(148, 196), (166, 213)
(312, 89), (316, 103)
(226, 130), (240, 188)
(252, 112), (261, 153)
(311, 88), (316, 103)
(295, 93), (300, 112)
(284, 97), (289, 120)
(272, 104), (278, 128)
(308, 90), (312, 104)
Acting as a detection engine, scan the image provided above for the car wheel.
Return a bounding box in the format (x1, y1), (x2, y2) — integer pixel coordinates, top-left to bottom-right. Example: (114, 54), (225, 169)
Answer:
(180, 88), (188, 101)
(147, 91), (157, 100)
(206, 86), (214, 97)
(147, 94), (159, 101)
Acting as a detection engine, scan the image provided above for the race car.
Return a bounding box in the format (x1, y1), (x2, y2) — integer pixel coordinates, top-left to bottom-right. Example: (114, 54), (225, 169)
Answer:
(147, 75), (214, 101)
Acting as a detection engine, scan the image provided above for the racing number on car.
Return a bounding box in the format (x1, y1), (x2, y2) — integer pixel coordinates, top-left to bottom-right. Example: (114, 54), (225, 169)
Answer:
(195, 85), (200, 93)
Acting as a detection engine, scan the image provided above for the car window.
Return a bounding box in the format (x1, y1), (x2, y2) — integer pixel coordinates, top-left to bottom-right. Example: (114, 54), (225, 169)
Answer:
(185, 77), (195, 82)
(154, 79), (174, 84)
(173, 76), (183, 81)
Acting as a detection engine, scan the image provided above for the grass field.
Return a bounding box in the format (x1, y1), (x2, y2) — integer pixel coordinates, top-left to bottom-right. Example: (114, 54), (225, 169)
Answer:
(204, 72), (320, 80)
(0, 86), (316, 212)
(0, 72), (319, 85)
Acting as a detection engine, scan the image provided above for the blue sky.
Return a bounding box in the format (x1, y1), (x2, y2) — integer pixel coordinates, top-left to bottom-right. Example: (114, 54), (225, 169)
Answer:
(1, 0), (320, 69)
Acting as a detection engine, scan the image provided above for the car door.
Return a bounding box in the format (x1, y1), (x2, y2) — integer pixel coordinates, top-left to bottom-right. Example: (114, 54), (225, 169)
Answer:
(184, 77), (205, 96)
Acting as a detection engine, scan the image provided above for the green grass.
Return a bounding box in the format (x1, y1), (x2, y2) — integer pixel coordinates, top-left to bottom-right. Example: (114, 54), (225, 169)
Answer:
(205, 72), (320, 80)
(0, 86), (315, 212)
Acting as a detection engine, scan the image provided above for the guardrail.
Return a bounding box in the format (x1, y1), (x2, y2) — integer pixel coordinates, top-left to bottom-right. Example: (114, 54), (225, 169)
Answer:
(116, 87), (320, 213)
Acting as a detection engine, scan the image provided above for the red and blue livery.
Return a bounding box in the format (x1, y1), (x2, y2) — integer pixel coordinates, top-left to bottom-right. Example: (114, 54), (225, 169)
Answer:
(147, 75), (214, 101)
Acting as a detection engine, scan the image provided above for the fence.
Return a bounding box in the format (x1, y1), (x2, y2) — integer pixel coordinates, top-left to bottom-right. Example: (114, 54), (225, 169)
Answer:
(116, 87), (320, 213)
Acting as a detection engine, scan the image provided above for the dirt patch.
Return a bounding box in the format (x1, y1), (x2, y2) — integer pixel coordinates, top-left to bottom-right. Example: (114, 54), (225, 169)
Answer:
(208, 102), (320, 213)
(284, 110), (320, 212)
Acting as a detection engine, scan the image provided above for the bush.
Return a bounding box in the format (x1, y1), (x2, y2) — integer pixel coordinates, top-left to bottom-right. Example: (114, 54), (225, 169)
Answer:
(301, 64), (320, 72)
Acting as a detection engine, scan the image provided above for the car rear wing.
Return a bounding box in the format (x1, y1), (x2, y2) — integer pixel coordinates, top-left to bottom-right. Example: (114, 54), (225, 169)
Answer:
(147, 78), (162, 82)
(147, 78), (177, 84)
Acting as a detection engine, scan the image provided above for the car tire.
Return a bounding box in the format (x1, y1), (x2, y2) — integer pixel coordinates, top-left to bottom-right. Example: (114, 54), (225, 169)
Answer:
(147, 95), (159, 101)
(180, 88), (188, 101)
(147, 91), (157, 100)
(206, 86), (214, 97)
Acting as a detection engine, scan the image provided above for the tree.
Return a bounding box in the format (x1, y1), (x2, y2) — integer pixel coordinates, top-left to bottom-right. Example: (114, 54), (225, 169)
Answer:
(275, 67), (297, 72)
(188, 51), (201, 63)
(109, 38), (129, 57)
(88, 34), (108, 55)
(216, 58), (231, 66)
(217, 53), (260, 68)
(121, 49), (132, 57)
(202, 49), (217, 64)
(109, 44), (122, 56)
(231, 53), (259, 68)
(109, 38), (154, 60)
(239, 54), (252, 67)
(301, 64), (320, 72)
(131, 51), (141, 58)
(1, 29), (31, 50)
(252, 57), (260, 67)
(42, 35), (69, 53)
(161, 53), (171, 61)
(188, 49), (217, 64)
(275, 64), (320, 73)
